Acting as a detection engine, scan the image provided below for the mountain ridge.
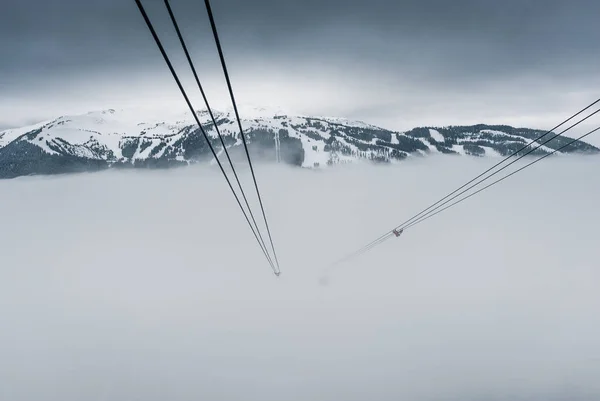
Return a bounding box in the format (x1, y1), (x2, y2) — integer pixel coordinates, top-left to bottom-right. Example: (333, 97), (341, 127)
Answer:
(0, 107), (598, 179)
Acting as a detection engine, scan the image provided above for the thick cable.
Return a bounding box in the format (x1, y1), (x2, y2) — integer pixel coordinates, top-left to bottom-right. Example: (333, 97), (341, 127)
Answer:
(203, 0), (281, 274)
(163, 0), (274, 269)
(133, 0), (276, 273)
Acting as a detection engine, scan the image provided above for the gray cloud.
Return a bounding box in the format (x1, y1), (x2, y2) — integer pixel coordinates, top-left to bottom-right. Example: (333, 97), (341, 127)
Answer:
(3, 0), (599, 75)
(1, 0), (599, 131)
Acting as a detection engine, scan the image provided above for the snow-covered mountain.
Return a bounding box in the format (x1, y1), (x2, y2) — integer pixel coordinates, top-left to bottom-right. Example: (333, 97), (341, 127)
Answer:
(0, 107), (598, 179)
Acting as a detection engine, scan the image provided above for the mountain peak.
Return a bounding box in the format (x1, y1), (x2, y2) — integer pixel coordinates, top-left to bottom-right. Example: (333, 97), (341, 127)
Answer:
(0, 108), (597, 179)
(205, 103), (293, 120)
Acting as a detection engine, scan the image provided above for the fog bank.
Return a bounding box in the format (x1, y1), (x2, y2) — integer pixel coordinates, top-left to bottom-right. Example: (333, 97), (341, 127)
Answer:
(1, 156), (599, 400)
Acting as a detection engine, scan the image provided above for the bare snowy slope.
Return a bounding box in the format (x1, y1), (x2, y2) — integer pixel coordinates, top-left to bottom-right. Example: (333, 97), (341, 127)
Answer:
(0, 107), (597, 178)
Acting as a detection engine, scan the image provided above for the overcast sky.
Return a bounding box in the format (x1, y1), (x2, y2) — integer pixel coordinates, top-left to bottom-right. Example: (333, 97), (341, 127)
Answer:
(1, 0), (599, 138)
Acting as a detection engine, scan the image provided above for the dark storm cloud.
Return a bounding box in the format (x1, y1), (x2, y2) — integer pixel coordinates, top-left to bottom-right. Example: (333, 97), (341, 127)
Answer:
(2, 0), (599, 85)
(1, 0), (159, 82)
(1, 0), (599, 131)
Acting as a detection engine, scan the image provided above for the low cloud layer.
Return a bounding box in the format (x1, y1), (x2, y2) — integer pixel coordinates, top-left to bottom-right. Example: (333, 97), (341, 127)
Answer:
(1, 157), (599, 400)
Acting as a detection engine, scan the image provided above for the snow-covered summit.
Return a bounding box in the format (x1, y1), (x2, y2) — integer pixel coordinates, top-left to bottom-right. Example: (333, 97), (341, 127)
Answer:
(0, 107), (597, 179)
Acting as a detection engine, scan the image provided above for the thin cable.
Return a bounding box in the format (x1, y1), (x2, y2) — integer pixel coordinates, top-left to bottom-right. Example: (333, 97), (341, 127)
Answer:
(203, 0), (281, 274)
(163, 0), (274, 269)
(340, 100), (600, 261)
(133, 0), (276, 273)
(329, 232), (394, 268)
(331, 102), (600, 267)
(397, 107), (600, 231)
(390, 98), (600, 232)
(406, 125), (600, 230)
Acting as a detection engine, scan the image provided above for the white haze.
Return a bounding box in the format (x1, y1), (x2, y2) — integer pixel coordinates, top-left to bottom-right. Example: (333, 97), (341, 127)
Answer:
(1, 157), (599, 401)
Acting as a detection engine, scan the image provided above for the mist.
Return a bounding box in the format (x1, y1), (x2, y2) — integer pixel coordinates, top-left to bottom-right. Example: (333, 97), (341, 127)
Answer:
(1, 156), (599, 400)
